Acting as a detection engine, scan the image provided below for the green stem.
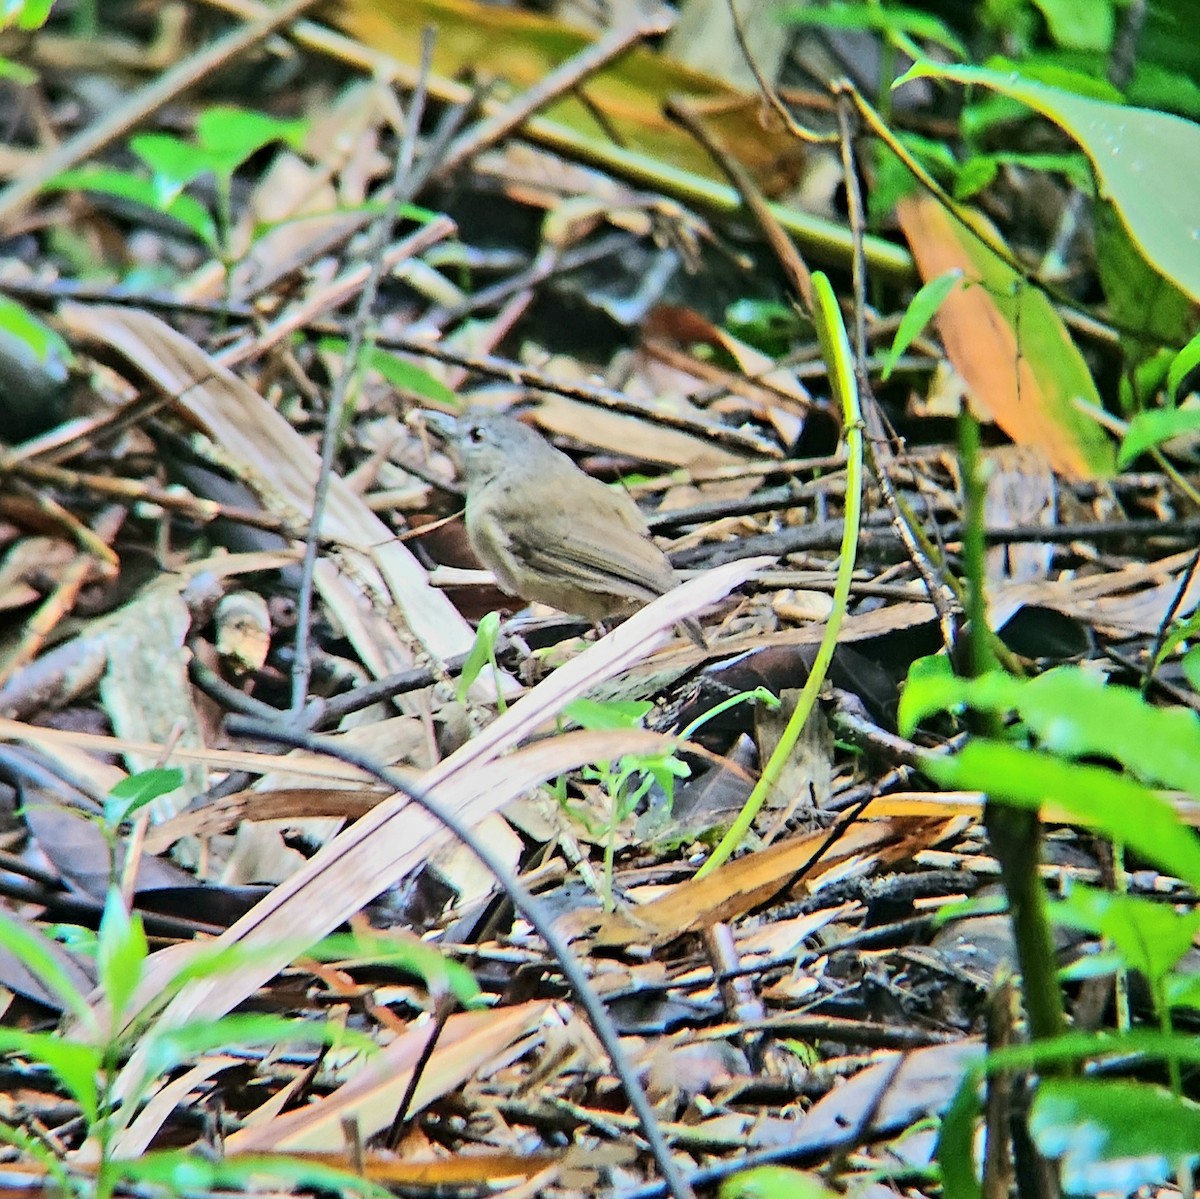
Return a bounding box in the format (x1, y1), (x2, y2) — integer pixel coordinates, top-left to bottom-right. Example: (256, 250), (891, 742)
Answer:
(960, 410), (1066, 1043)
(697, 273), (863, 877)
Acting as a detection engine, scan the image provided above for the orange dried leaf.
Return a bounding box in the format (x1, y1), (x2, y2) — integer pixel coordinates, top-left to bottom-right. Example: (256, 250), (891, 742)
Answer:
(896, 192), (1114, 480)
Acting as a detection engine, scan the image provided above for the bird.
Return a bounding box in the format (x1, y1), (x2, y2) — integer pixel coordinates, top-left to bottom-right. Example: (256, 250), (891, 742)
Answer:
(424, 408), (705, 646)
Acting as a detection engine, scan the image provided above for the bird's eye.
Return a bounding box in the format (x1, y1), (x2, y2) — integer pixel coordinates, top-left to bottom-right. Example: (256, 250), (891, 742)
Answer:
(467, 426), (486, 444)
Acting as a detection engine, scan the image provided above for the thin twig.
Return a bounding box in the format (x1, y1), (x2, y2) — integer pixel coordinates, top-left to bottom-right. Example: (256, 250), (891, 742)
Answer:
(831, 83), (958, 654)
(289, 29), (438, 714)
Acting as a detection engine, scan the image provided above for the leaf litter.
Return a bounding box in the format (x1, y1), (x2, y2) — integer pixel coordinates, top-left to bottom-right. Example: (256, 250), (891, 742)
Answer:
(0, 2), (1197, 1197)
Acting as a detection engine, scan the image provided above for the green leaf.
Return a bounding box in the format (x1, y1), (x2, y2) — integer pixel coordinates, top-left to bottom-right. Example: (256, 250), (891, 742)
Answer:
(0, 1028), (100, 1124)
(1, 0), (54, 30)
(1030, 1080), (1200, 1191)
(922, 741), (1200, 888)
(1052, 884), (1200, 983)
(97, 889), (146, 1023)
(951, 156), (999, 200)
(1164, 970), (1200, 1011)
(1119, 406), (1200, 466)
(0, 912), (93, 1025)
(317, 337), (458, 406)
(1167, 329), (1200, 398)
(309, 931), (483, 1008)
(0, 295), (72, 371)
(44, 167), (217, 247)
(563, 697), (654, 731)
(455, 610), (501, 703)
(723, 298), (806, 355)
(779, 2), (966, 57)
(1095, 204), (1195, 355)
(0, 54), (37, 83)
(110, 1151), (390, 1199)
(936, 1070), (984, 1199)
(1030, 0), (1114, 52)
(1128, 62), (1200, 121)
(897, 653), (957, 732)
(143, 1013), (376, 1079)
(901, 665), (1200, 795)
(897, 61), (1200, 301)
(362, 347), (458, 405)
(719, 1165), (840, 1199)
(881, 269), (963, 380)
(194, 106), (308, 178)
(1183, 647), (1200, 693)
(129, 132), (214, 205)
(105, 767), (184, 825)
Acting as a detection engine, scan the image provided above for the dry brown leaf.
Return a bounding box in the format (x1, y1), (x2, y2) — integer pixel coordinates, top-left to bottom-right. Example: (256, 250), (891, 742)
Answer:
(592, 819), (917, 948)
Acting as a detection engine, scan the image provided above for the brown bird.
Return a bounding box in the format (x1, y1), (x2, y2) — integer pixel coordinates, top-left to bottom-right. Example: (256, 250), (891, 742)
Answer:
(426, 408), (705, 645)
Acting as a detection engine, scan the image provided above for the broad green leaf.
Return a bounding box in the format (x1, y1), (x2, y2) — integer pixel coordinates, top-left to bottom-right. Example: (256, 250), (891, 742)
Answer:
(363, 347), (458, 406)
(1017, 669), (1199, 792)
(881, 269), (963, 380)
(897, 652), (963, 732)
(951, 156), (999, 199)
(719, 1165), (841, 1199)
(900, 664), (1200, 795)
(1129, 62), (1200, 121)
(317, 337), (458, 406)
(129, 133), (213, 205)
(1030, 0), (1114, 52)
(1053, 884), (1200, 983)
(1119, 406), (1200, 466)
(922, 741), (1200, 888)
(1095, 204), (1195, 356)
(897, 61), (1200, 301)
(1031, 1080), (1200, 1192)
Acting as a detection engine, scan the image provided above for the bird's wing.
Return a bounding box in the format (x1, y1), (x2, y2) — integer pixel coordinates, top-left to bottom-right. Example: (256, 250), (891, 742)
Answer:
(507, 507), (677, 603)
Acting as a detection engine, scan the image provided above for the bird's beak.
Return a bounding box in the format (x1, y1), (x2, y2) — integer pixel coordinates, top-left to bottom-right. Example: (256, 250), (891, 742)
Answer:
(415, 409), (460, 444)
